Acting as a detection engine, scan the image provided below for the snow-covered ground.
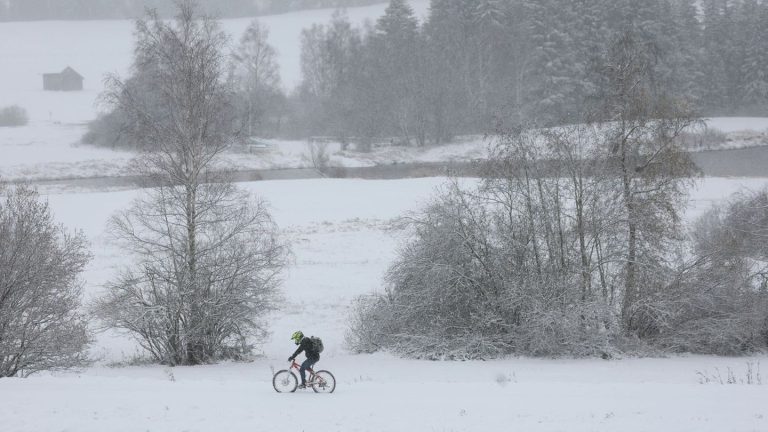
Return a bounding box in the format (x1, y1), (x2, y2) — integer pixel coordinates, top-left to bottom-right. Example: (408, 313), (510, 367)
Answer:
(2, 355), (766, 432)
(687, 118), (768, 151)
(2, 176), (768, 432)
(3, 118), (768, 182)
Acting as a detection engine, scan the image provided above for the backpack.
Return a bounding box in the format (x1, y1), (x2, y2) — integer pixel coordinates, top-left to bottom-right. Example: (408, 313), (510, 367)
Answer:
(310, 336), (324, 354)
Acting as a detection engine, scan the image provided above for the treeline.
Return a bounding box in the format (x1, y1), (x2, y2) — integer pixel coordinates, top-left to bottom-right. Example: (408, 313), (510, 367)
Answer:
(0, 0), (383, 21)
(86, 0), (768, 149)
(289, 0), (768, 146)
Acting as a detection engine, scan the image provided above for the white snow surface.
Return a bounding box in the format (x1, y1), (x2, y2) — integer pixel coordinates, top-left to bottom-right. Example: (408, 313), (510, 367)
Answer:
(704, 117), (768, 133)
(4, 119), (768, 182)
(1, 176), (768, 432)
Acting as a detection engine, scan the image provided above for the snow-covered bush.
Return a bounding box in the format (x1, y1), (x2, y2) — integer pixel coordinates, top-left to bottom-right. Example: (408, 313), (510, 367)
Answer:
(306, 140), (330, 173)
(82, 110), (138, 149)
(345, 188), (516, 359)
(676, 126), (727, 151)
(0, 105), (28, 127)
(347, 175), (618, 359)
(654, 189), (768, 355)
(0, 184), (91, 377)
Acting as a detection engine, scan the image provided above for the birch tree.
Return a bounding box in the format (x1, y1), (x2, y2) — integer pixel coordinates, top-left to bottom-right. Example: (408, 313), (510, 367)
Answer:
(93, 2), (288, 365)
(593, 31), (698, 336)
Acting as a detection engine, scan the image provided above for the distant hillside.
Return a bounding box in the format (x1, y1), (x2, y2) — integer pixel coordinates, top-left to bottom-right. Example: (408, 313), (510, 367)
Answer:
(0, 0), (387, 21)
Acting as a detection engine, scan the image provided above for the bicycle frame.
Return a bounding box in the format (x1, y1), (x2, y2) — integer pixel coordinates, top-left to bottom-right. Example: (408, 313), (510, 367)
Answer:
(290, 360), (324, 385)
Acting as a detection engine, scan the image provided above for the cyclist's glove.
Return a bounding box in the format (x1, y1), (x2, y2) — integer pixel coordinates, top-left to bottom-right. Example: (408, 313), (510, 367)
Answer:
(288, 357), (294, 362)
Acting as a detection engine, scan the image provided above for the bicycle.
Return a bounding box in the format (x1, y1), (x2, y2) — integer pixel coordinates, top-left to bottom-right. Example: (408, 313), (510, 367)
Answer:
(272, 359), (336, 393)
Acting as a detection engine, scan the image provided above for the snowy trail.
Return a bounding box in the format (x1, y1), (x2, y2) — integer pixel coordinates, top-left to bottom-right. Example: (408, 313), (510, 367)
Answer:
(2, 356), (767, 432)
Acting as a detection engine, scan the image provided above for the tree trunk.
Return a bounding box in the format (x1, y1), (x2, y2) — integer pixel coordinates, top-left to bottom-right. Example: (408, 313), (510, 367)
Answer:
(620, 143), (637, 334)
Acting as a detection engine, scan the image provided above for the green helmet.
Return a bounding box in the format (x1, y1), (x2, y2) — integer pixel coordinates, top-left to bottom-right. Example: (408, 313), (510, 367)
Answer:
(291, 331), (304, 345)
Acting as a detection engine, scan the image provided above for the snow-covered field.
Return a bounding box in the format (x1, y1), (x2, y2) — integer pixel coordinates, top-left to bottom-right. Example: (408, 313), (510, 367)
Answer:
(2, 176), (768, 432)
(2, 355), (766, 432)
(3, 118), (768, 182)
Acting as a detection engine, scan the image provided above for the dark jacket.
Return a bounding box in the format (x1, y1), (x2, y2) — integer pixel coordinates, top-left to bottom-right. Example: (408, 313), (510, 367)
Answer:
(291, 336), (320, 361)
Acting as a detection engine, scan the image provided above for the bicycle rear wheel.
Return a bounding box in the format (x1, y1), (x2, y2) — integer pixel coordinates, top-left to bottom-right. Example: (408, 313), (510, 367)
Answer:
(311, 370), (336, 393)
(273, 370), (297, 393)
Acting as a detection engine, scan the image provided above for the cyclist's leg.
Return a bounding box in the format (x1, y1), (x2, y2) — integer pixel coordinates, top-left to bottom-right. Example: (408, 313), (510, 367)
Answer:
(299, 358), (314, 385)
(300, 356), (320, 385)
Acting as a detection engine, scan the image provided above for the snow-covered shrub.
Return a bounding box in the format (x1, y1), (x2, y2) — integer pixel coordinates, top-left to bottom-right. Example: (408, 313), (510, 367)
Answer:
(306, 140), (330, 173)
(346, 188), (518, 359)
(762, 316), (768, 346)
(82, 110), (139, 149)
(0, 184), (91, 377)
(0, 105), (28, 127)
(654, 189), (768, 355)
(513, 302), (615, 357)
(347, 174), (621, 359)
(676, 126), (726, 150)
(345, 295), (393, 354)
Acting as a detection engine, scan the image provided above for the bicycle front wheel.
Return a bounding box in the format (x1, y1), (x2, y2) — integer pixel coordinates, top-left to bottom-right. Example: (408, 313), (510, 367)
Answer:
(312, 370), (336, 393)
(273, 370), (298, 393)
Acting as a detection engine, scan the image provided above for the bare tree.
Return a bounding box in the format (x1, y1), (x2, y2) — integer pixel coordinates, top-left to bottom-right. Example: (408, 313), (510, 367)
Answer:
(93, 1), (288, 366)
(0, 184), (91, 377)
(93, 184), (287, 365)
(593, 31), (699, 336)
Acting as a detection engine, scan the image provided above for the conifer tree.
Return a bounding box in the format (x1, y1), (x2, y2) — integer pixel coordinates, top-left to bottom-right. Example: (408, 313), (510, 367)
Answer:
(741, 1), (768, 108)
(371, 0), (421, 143)
(700, 0), (731, 112)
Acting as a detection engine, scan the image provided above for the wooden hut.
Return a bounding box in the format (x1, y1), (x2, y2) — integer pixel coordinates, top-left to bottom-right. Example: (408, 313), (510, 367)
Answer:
(43, 67), (84, 91)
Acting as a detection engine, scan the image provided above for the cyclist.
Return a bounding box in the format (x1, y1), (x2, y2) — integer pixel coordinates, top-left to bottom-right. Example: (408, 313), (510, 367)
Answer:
(288, 330), (321, 389)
